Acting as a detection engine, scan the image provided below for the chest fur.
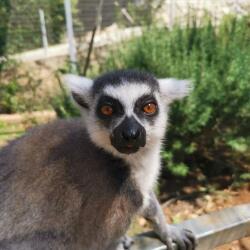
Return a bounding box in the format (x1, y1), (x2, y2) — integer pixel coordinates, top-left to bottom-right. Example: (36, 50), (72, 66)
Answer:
(75, 174), (143, 249)
(128, 145), (162, 208)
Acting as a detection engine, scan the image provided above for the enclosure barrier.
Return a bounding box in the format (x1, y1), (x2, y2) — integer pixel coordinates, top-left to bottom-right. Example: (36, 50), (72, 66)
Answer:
(131, 203), (250, 250)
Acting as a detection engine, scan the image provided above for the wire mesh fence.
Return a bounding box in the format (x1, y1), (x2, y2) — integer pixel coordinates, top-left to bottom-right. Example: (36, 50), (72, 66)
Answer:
(1, 0), (249, 59)
(1, 0), (133, 55)
(2, 0), (65, 54)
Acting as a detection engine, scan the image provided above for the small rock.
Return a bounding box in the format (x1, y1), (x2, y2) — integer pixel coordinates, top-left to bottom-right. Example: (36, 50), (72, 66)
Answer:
(239, 237), (250, 250)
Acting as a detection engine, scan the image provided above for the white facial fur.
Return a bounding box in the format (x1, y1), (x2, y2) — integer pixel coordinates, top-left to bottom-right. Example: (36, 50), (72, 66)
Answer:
(83, 79), (191, 159)
(64, 74), (191, 206)
(86, 82), (167, 157)
(103, 83), (151, 116)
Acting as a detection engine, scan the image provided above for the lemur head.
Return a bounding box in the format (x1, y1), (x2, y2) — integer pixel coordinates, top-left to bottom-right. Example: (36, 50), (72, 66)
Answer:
(65, 70), (191, 157)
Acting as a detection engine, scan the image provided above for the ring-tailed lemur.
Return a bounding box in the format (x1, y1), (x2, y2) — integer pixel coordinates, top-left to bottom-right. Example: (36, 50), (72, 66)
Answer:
(0, 70), (196, 250)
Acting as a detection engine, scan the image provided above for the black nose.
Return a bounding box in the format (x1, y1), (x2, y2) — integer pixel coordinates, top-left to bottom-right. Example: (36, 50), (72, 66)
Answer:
(122, 128), (140, 141)
(110, 116), (146, 154)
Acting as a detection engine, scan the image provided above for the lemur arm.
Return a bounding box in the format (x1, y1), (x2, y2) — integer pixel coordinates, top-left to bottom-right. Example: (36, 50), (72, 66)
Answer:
(142, 191), (196, 250)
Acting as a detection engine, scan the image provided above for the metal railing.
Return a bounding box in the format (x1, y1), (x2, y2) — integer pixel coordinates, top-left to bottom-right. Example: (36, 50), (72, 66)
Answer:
(132, 203), (250, 250)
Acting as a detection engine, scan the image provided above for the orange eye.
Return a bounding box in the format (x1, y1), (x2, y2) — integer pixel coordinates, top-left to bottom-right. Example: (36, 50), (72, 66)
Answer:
(100, 105), (113, 116)
(143, 103), (157, 115)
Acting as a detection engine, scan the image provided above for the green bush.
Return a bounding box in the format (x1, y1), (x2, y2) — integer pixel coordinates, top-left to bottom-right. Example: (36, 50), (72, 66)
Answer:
(0, 0), (10, 67)
(3, 0), (67, 54)
(0, 60), (48, 114)
(50, 91), (80, 119)
(99, 15), (250, 178)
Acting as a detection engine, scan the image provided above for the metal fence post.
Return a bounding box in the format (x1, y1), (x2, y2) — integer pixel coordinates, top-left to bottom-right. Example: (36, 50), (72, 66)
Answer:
(64, 0), (77, 73)
(39, 9), (48, 56)
(168, 0), (175, 29)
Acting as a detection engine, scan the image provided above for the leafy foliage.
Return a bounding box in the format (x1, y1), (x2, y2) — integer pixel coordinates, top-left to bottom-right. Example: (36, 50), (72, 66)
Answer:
(50, 91), (80, 119)
(0, 60), (48, 114)
(0, 0), (10, 58)
(49, 0), (66, 44)
(127, 0), (165, 26)
(100, 15), (250, 177)
(0, 0), (67, 54)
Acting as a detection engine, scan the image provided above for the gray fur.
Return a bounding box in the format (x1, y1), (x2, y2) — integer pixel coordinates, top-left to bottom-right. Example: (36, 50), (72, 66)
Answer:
(0, 120), (142, 250)
(0, 70), (195, 250)
(142, 192), (197, 250)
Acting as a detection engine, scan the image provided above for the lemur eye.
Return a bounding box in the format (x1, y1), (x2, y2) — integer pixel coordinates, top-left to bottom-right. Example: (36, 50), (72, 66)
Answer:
(143, 103), (157, 115)
(100, 105), (113, 116)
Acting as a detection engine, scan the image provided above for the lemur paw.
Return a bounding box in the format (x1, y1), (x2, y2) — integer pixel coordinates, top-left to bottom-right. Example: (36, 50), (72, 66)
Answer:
(163, 225), (197, 250)
(119, 235), (134, 249)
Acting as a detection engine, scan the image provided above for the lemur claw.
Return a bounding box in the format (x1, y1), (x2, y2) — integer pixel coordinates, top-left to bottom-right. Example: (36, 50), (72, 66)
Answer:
(164, 225), (197, 250)
(120, 235), (134, 249)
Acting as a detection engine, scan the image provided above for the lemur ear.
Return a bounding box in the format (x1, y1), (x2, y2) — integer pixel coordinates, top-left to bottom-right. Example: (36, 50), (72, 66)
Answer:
(158, 78), (192, 103)
(64, 74), (93, 109)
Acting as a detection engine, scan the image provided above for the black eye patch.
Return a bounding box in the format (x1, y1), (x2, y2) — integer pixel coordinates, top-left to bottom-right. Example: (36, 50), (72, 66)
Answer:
(134, 94), (159, 121)
(96, 95), (124, 121)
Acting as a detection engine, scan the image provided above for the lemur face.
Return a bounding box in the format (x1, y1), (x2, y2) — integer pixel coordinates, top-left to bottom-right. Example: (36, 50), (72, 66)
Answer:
(93, 72), (161, 154)
(65, 70), (191, 156)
